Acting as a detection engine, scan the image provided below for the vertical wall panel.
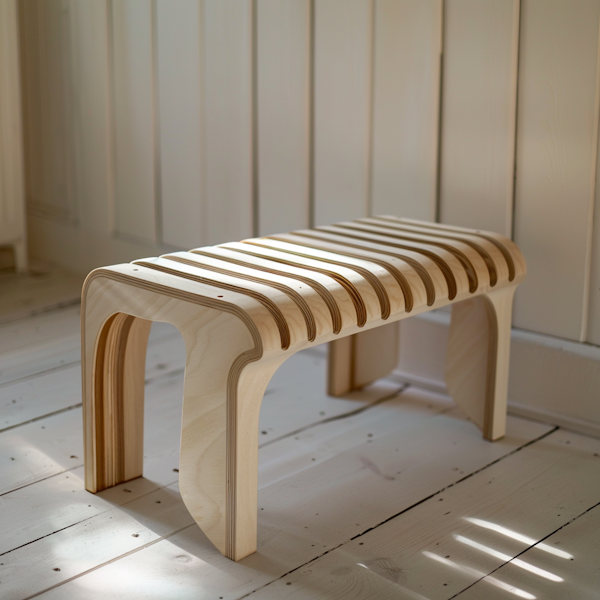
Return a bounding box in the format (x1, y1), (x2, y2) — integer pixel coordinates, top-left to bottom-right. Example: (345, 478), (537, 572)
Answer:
(0, 0), (27, 270)
(256, 0), (310, 236)
(513, 0), (600, 340)
(439, 0), (519, 237)
(313, 0), (373, 226)
(19, 0), (75, 220)
(370, 0), (442, 221)
(203, 0), (253, 245)
(156, 0), (204, 249)
(68, 0), (112, 235)
(112, 0), (156, 243)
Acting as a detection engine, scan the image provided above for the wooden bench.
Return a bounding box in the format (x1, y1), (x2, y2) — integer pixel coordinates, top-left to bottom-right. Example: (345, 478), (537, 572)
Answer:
(81, 215), (526, 561)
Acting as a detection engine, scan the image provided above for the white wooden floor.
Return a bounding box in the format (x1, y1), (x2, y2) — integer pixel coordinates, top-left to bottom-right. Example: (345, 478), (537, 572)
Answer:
(1, 270), (600, 600)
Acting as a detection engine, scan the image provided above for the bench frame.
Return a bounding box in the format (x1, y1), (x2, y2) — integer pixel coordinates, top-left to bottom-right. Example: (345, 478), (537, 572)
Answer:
(81, 217), (525, 561)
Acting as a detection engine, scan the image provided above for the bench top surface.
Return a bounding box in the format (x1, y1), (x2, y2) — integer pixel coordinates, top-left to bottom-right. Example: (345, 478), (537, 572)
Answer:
(89, 216), (526, 353)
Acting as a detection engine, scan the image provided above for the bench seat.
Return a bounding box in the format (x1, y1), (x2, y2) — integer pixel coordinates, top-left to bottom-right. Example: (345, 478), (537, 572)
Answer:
(81, 215), (526, 560)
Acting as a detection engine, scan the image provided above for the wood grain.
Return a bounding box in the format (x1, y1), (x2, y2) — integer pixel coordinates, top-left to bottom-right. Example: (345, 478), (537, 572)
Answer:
(81, 216), (525, 561)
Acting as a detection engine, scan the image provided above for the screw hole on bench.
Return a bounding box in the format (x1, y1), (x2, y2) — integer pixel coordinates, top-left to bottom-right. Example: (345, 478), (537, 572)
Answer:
(218, 295), (223, 297)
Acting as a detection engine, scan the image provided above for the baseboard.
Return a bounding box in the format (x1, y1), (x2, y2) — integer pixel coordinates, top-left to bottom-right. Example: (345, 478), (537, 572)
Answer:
(392, 368), (600, 438)
(394, 311), (600, 438)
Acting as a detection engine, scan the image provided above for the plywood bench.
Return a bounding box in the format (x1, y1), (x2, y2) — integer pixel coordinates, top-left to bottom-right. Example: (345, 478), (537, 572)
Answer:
(81, 216), (526, 561)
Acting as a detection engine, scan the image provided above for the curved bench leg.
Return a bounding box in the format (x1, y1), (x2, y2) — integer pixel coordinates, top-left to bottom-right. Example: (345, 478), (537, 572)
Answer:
(83, 309), (151, 493)
(445, 285), (517, 441)
(178, 348), (285, 561)
(328, 323), (399, 395)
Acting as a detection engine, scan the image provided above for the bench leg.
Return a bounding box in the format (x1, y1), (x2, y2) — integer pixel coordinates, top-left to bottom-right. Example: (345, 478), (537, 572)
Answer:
(179, 349), (285, 561)
(83, 310), (151, 492)
(445, 285), (517, 441)
(327, 323), (399, 396)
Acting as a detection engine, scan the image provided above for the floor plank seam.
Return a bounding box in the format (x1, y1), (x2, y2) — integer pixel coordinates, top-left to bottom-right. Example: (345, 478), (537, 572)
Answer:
(447, 496), (600, 599)
(0, 362), (79, 389)
(0, 477), (181, 560)
(0, 298), (82, 327)
(20, 524), (194, 600)
(0, 403), (82, 435)
(236, 425), (560, 599)
(0, 383), (400, 505)
(258, 383), (407, 449)
(0, 463), (83, 498)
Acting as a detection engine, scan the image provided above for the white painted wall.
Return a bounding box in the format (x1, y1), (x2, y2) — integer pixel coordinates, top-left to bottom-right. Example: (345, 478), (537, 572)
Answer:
(0, 0), (27, 270)
(17, 0), (600, 426)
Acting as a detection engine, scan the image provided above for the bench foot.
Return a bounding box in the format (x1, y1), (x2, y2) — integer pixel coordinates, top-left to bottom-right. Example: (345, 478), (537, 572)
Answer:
(83, 309), (151, 492)
(445, 285), (517, 441)
(179, 351), (285, 560)
(327, 323), (399, 395)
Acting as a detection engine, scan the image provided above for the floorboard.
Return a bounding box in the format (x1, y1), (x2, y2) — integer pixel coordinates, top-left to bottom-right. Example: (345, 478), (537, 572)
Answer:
(17, 396), (551, 600)
(455, 491), (600, 599)
(0, 272), (598, 600)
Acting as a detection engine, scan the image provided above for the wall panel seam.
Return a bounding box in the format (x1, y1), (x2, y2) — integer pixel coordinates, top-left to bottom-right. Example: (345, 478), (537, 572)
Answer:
(308, 0), (315, 229)
(509, 0), (522, 242)
(434, 0), (444, 224)
(365, 0), (375, 217)
(151, 0), (162, 246)
(582, 7), (600, 342)
(251, 0), (259, 238)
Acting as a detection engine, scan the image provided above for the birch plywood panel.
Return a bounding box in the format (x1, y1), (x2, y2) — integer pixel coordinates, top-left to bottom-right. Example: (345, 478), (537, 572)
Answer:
(156, 0), (204, 249)
(370, 0), (442, 221)
(313, 0), (373, 225)
(203, 0), (253, 244)
(439, 0), (519, 237)
(112, 0), (157, 243)
(257, 0), (310, 235)
(512, 0), (600, 340)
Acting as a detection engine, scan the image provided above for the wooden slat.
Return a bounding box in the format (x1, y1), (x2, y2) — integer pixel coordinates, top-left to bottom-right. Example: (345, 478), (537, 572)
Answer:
(246, 428), (600, 600)
(256, 0), (310, 235)
(512, 0), (600, 340)
(27, 398), (550, 599)
(203, 0), (253, 244)
(155, 0), (204, 249)
(370, 0), (442, 221)
(111, 0), (157, 243)
(313, 0), (373, 225)
(439, 0), (519, 237)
